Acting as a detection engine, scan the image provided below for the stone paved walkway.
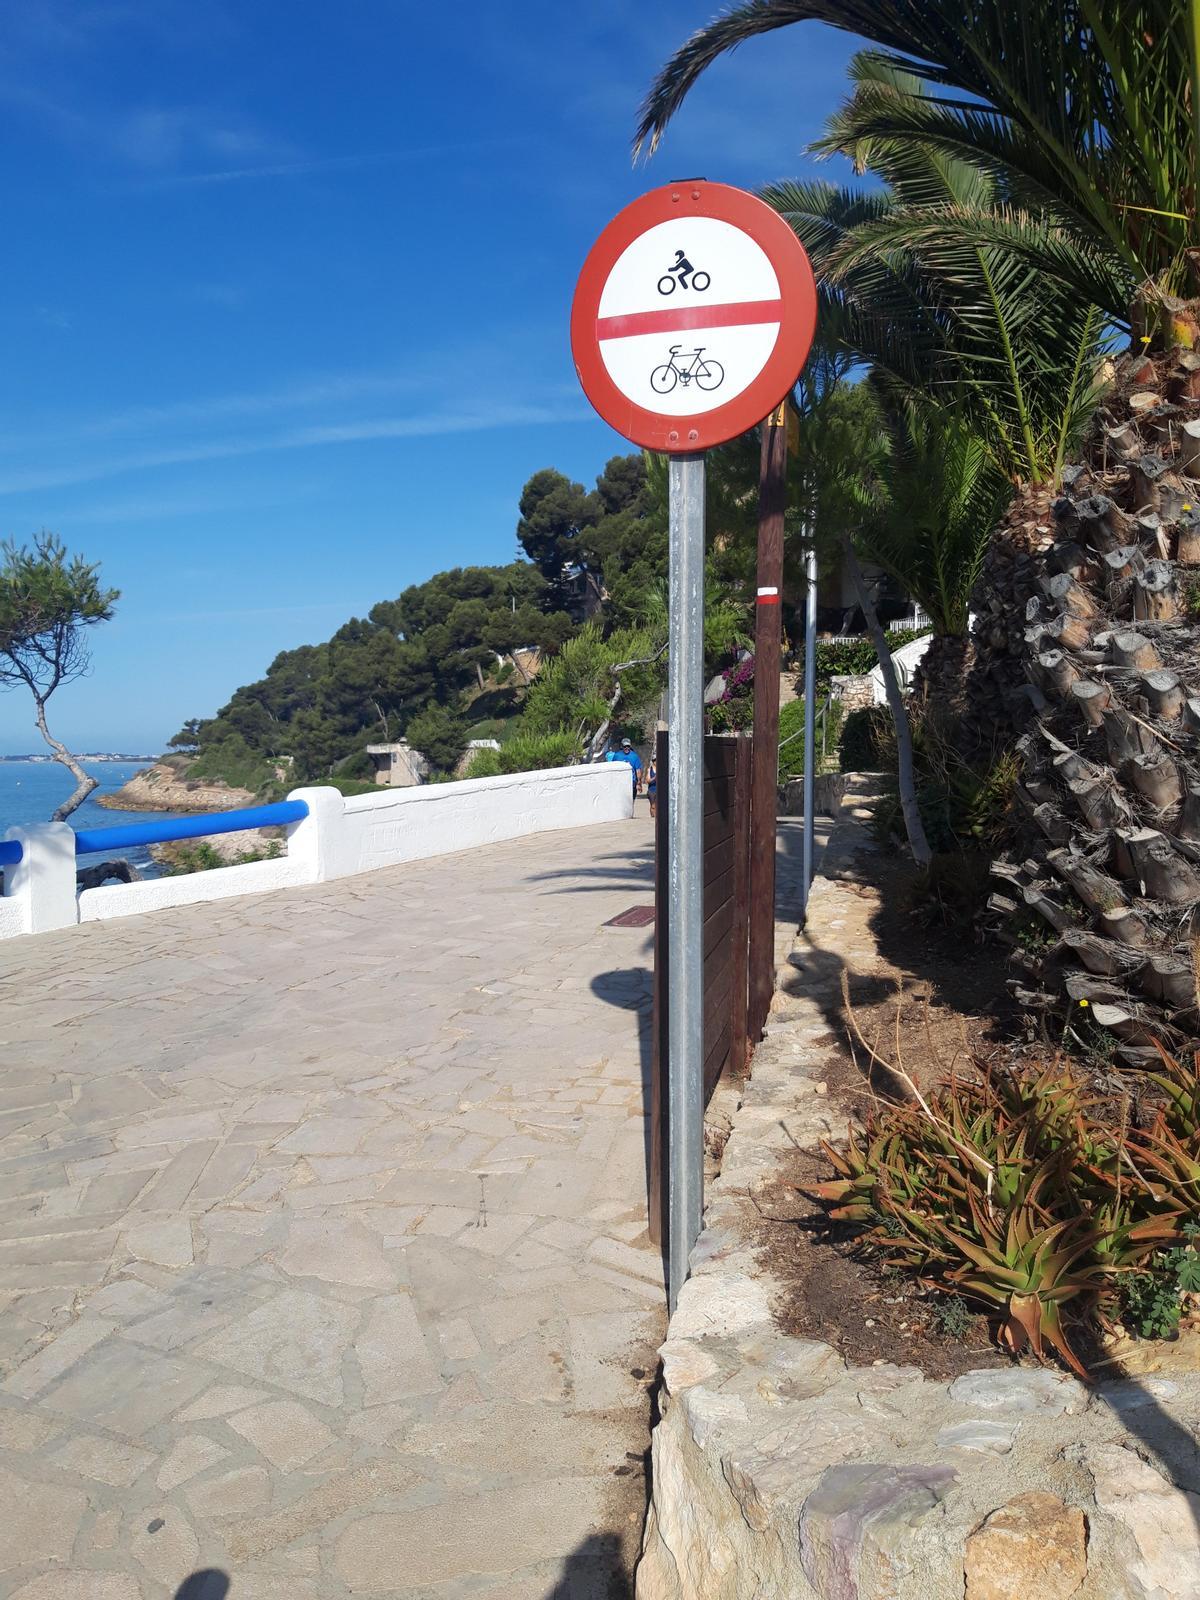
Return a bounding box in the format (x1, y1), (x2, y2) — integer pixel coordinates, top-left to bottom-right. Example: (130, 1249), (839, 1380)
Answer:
(0, 817), (665, 1599)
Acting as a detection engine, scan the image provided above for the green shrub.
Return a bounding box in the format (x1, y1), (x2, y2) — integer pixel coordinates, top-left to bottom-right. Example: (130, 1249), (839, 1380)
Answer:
(810, 1047), (1200, 1376)
(778, 697), (844, 780)
(331, 749), (373, 782)
(931, 1298), (975, 1339)
(188, 736), (280, 797)
(467, 728), (582, 777)
(871, 715), (1018, 855)
(163, 838), (283, 875)
(709, 696), (753, 733)
(838, 706), (888, 772)
(405, 704), (468, 773)
(804, 630), (929, 694)
(325, 777), (379, 797)
(466, 717), (515, 745)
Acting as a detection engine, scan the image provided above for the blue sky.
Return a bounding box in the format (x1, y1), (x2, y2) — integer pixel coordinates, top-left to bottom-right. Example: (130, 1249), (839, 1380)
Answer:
(0, 0), (861, 753)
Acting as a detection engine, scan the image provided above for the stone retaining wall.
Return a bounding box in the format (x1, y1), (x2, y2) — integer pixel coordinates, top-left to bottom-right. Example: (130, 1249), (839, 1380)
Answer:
(829, 673), (875, 712)
(636, 801), (1200, 1600)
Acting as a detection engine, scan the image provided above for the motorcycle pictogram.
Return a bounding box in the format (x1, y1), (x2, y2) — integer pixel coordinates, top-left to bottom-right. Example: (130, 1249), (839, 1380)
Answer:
(657, 250), (711, 296)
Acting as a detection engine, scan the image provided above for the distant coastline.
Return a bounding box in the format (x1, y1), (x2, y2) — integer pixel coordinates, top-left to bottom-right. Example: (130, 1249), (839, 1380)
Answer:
(0, 753), (158, 764)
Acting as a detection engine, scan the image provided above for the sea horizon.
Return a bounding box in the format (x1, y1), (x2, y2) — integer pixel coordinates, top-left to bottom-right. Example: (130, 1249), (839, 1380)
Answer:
(0, 759), (177, 876)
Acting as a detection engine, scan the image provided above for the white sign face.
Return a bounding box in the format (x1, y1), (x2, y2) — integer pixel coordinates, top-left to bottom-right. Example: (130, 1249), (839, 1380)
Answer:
(595, 217), (783, 418)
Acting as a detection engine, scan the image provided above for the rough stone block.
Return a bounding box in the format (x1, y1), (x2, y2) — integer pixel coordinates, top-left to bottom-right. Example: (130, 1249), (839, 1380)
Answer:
(963, 1491), (1087, 1600)
(935, 1418), (1017, 1456)
(670, 1271), (772, 1342)
(799, 1462), (957, 1600)
(948, 1367), (1086, 1416)
(1089, 1443), (1200, 1600)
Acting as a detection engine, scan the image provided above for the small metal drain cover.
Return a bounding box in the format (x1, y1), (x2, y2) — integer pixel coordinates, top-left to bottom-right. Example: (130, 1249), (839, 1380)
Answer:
(604, 905), (656, 928)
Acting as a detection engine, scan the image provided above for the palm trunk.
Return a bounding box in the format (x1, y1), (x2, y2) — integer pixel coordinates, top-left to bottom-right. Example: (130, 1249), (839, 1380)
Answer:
(912, 632), (974, 720)
(35, 699), (97, 822)
(961, 482), (1057, 749)
(845, 538), (932, 868)
(985, 334), (1200, 1059)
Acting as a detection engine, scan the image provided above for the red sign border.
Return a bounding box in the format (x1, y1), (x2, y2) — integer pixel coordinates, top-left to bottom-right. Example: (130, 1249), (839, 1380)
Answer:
(571, 181), (818, 453)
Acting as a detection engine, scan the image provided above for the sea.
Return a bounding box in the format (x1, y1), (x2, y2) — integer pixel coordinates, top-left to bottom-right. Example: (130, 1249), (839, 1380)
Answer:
(0, 760), (181, 877)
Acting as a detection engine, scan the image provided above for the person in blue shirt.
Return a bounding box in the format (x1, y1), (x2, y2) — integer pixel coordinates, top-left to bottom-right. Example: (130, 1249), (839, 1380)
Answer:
(608, 737), (643, 802)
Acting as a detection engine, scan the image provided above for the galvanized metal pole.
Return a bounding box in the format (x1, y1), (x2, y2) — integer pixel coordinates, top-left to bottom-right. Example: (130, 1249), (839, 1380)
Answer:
(801, 536), (818, 922)
(667, 452), (706, 1314)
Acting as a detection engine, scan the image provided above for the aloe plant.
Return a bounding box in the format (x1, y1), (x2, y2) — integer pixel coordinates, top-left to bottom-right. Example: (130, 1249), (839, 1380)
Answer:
(808, 1052), (1200, 1373)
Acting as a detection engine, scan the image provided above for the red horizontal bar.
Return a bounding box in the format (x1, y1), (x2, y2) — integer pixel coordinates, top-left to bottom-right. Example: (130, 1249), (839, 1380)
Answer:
(596, 298), (783, 341)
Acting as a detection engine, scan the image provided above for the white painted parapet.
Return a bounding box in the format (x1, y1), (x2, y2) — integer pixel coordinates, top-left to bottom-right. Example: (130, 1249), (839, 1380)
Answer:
(78, 852), (308, 923)
(5, 762), (633, 939)
(285, 785), (352, 882)
(334, 762), (633, 877)
(2, 822), (78, 936)
(868, 630), (935, 703)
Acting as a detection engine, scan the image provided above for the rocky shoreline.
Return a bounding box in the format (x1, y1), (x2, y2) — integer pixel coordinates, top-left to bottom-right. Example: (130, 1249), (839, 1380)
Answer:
(97, 760), (256, 815)
(150, 827), (285, 871)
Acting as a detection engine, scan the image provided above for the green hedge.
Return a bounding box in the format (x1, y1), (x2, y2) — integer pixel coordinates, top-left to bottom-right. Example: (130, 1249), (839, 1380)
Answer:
(778, 697), (844, 780)
(466, 728), (583, 778)
(804, 630), (929, 692)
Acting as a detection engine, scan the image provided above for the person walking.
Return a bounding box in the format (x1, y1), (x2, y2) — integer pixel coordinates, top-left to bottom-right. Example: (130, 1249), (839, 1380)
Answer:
(608, 737), (643, 805)
(646, 755), (657, 819)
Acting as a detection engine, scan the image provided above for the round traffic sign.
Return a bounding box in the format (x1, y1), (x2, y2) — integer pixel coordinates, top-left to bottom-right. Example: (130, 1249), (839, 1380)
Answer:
(571, 181), (817, 453)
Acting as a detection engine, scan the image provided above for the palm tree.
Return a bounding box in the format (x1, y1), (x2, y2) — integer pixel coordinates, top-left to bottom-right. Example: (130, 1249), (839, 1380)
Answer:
(637, 3), (1200, 1055)
(778, 55), (1110, 491)
(854, 391), (1014, 714)
(768, 53), (1111, 721)
(790, 377), (1007, 864)
(636, 0), (1199, 331)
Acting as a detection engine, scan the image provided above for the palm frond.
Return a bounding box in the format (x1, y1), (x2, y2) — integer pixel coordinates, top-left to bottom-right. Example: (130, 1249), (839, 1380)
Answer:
(855, 393), (1013, 635)
(637, 0), (1197, 288)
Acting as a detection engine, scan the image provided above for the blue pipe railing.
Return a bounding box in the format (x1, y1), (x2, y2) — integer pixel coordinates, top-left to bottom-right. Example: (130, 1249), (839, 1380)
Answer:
(73, 800), (309, 856)
(0, 799), (309, 870)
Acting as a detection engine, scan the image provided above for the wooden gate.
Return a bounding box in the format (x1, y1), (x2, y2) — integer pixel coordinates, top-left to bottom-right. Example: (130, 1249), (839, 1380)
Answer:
(648, 733), (752, 1247)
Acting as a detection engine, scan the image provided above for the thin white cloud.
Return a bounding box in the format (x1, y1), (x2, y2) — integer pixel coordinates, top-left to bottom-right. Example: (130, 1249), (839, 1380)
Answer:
(62, 482), (322, 525)
(127, 136), (530, 191)
(0, 402), (590, 498)
(0, 371), (426, 451)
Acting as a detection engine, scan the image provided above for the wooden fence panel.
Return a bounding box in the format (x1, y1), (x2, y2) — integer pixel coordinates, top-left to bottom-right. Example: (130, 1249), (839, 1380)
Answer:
(649, 732), (752, 1248)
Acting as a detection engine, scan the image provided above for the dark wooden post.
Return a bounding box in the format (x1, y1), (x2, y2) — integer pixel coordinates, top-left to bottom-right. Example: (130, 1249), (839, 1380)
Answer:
(731, 734), (752, 1074)
(748, 405), (788, 1040)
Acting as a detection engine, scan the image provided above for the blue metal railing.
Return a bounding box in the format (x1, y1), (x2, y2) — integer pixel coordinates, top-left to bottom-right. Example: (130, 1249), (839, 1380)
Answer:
(0, 799), (309, 870)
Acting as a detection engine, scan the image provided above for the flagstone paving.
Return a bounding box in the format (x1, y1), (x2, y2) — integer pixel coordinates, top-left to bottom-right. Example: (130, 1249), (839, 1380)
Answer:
(0, 817), (666, 1599)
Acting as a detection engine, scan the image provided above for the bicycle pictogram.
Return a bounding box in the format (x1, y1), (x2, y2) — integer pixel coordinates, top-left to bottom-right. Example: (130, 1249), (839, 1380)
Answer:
(649, 345), (725, 394)
(657, 249), (711, 296)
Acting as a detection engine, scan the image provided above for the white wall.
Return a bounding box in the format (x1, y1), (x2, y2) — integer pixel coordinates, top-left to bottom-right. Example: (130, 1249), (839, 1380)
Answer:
(334, 762), (632, 877)
(869, 631), (934, 703)
(3, 763), (633, 939)
(78, 855), (307, 923)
